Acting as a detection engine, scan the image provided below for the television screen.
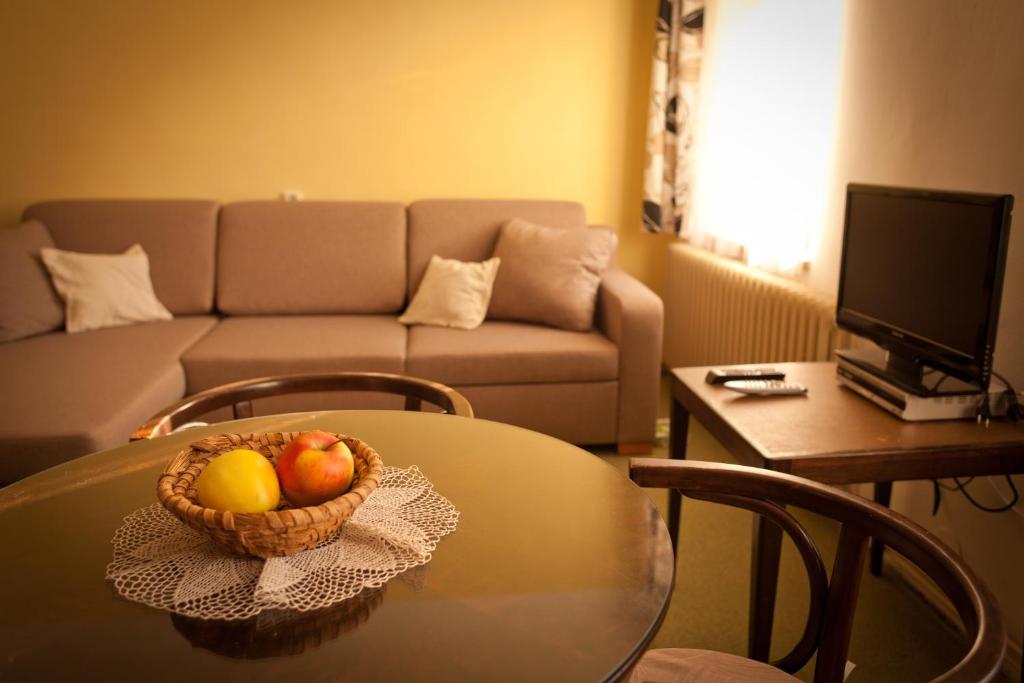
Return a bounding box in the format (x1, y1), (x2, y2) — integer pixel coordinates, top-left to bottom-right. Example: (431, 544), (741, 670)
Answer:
(837, 184), (1012, 389)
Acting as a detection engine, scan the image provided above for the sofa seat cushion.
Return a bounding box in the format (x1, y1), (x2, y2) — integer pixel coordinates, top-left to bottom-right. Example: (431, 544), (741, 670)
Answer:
(406, 321), (618, 386)
(0, 317), (219, 482)
(181, 316), (407, 392)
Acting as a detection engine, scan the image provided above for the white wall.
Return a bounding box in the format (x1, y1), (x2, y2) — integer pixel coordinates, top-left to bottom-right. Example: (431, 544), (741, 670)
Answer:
(811, 0), (1024, 650)
(813, 0), (1024, 384)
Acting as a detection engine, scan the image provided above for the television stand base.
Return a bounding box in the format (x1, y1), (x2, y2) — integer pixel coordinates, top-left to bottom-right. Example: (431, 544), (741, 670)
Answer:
(836, 354), (1007, 422)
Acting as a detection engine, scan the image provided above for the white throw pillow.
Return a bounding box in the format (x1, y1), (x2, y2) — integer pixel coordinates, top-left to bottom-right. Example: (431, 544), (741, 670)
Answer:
(399, 255), (501, 330)
(40, 244), (173, 333)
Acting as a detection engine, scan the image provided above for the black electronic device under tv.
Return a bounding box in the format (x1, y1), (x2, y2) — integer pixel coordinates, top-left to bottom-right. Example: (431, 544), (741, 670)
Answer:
(836, 183), (1013, 395)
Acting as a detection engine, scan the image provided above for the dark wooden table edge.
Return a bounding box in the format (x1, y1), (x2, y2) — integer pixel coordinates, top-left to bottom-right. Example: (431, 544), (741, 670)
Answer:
(785, 443), (1024, 482)
(605, 559), (677, 682)
(671, 373), (767, 468)
(671, 369), (1024, 480)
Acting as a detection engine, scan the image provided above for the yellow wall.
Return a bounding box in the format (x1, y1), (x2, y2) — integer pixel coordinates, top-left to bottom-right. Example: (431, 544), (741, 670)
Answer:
(0, 0), (672, 292)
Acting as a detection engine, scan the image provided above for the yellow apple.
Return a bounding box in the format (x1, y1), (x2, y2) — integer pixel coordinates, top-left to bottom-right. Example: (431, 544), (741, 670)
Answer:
(196, 448), (281, 513)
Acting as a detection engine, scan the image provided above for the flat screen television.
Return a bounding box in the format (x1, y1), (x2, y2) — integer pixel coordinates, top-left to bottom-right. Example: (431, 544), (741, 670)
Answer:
(836, 183), (1013, 393)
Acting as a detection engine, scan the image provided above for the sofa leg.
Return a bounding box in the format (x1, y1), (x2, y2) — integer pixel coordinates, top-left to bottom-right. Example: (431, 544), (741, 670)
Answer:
(617, 442), (653, 455)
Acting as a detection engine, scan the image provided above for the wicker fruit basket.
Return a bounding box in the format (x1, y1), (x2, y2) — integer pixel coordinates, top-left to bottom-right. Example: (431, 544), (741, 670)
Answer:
(157, 432), (383, 559)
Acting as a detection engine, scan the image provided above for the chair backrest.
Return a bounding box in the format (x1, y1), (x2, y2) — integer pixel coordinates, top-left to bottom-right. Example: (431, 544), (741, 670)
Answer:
(132, 372), (474, 440)
(628, 458), (1006, 683)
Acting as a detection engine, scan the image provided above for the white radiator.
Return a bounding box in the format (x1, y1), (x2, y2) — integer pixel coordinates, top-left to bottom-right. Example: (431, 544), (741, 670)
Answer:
(664, 242), (851, 368)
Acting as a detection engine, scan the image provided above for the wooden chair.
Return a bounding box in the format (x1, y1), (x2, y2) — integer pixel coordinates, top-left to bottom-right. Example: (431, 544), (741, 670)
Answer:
(627, 458), (1006, 683)
(131, 372), (474, 440)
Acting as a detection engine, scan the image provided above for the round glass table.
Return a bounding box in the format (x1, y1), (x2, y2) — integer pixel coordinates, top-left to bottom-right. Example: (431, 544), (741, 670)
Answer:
(0, 411), (674, 682)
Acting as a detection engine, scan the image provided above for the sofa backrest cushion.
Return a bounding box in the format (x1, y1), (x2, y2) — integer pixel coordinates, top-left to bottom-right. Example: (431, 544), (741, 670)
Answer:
(217, 201), (406, 315)
(406, 200), (587, 298)
(22, 200), (219, 315)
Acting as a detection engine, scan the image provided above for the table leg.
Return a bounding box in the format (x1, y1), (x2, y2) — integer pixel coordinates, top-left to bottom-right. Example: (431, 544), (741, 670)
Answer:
(749, 513), (784, 661)
(668, 397), (690, 553)
(870, 482), (893, 576)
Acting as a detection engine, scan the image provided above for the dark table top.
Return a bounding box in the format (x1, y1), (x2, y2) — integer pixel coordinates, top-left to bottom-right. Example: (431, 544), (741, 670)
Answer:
(671, 363), (1024, 482)
(0, 411), (674, 682)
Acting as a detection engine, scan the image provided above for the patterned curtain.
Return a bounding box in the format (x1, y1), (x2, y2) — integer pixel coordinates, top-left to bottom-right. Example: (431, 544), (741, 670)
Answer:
(642, 0), (704, 236)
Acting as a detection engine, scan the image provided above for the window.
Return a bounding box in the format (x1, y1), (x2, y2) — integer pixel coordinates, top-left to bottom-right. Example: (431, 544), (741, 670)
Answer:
(688, 0), (843, 273)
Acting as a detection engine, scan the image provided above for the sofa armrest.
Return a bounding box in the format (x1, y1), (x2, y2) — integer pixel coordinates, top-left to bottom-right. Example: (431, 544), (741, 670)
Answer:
(596, 268), (664, 447)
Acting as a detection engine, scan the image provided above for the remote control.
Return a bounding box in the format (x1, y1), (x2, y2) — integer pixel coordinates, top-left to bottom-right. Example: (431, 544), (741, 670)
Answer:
(705, 367), (786, 385)
(722, 379), (808, 396)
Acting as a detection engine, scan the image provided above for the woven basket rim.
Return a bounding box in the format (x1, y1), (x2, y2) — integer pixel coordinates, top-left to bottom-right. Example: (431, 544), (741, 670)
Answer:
(156, 431), (383, 532)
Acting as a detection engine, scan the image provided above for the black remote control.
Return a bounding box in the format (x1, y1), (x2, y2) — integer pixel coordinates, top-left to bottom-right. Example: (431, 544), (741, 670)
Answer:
(705, 367), (786, 385)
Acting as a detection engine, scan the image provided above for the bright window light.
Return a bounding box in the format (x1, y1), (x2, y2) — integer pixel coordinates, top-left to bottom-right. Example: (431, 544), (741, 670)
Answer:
(689, 0), (843, 272)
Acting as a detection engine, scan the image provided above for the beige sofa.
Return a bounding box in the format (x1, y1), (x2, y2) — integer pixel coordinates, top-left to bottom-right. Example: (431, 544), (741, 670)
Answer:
(0, 199), (662, 482)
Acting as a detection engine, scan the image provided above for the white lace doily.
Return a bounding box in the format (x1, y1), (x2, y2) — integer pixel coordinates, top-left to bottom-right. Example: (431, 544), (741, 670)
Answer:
(106, 465), (458, 620)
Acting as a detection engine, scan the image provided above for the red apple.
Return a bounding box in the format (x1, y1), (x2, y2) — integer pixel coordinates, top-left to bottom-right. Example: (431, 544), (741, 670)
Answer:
(276, 430), (355, 507)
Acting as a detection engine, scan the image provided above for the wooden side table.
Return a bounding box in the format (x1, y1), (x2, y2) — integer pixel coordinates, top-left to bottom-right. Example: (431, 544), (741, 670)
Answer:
(668, 362), (1024, 663)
